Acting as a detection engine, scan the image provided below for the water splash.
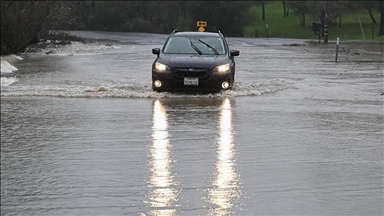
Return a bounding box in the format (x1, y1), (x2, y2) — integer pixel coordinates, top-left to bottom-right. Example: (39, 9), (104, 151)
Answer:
(0, 79), (294, 98)
(23, 41), (120, 56)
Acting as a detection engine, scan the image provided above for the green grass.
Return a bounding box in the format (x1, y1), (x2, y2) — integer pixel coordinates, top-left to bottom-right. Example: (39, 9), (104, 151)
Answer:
(244, 1), (383, 41)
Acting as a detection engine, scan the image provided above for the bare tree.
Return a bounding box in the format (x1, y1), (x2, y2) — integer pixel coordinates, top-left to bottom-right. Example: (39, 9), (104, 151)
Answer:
(290, 1), (308, 26)
(348, 0), (383, 36)
(380, 1), (384, 35)
(282, 0), (289, 17)
(1, 1), (59, 54)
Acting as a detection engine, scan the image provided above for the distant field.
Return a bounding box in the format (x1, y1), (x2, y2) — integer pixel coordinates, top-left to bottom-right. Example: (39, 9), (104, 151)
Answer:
(244, 1), (383, 41)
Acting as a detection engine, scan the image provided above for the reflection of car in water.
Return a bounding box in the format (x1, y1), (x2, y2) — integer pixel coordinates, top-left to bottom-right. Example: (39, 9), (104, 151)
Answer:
(151, 30), (240, 92)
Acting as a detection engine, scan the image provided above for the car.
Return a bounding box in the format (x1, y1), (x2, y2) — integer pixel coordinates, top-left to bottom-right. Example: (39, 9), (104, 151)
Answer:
(151, 30), (239, 92)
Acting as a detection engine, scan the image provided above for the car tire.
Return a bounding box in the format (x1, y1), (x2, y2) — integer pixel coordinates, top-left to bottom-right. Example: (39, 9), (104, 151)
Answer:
(152, 85), (164, 93)
(230, 73), (235, 90)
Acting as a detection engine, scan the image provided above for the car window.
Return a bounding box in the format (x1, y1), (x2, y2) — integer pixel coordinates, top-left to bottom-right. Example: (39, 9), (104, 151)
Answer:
(163, 36), (226, 55)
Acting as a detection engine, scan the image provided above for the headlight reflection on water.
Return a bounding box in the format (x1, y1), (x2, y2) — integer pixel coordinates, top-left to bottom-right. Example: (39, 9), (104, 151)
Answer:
(208, 98), (241, 216)
(147, 98), (241, 215)
(147, 100), (179, 216)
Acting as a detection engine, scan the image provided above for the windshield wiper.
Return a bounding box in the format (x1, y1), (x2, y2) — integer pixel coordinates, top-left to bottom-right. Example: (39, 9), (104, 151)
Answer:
(198, 39), (219, 55)
(190, 38), (202, 55)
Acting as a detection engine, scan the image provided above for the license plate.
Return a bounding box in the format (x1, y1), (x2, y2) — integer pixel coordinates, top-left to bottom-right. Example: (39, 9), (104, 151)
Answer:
(184, 77), (199, 86)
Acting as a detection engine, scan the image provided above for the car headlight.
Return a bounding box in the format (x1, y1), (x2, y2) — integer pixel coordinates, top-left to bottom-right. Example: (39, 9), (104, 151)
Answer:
(155, 62), (170, 72)
(214, 63), (231, 73)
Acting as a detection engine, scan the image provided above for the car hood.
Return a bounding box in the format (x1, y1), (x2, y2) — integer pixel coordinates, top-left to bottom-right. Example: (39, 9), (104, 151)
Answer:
(159, 54), (228, 69)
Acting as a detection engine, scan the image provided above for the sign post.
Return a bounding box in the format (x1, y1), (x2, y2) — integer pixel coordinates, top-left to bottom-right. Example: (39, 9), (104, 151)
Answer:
(197, 21), (207, 32)
(335, 37), (339, 62)
(312, 22), (322, 44)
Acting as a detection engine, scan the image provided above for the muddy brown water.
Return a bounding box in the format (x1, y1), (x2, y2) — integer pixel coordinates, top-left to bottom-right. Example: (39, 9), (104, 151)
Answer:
(1, 32), (383, 215)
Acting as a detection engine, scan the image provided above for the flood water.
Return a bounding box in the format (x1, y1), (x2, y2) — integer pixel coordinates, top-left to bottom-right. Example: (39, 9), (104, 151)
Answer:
(1, 31), (383, 215)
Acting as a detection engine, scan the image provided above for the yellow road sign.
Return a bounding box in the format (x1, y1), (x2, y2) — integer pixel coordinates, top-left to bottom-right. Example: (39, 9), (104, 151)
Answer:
(198, 26), (205, 32)
(197, 21), (207, 27)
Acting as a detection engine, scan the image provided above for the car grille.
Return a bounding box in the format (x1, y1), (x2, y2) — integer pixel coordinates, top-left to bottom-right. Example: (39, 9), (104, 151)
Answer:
(175, 68), (209, 78)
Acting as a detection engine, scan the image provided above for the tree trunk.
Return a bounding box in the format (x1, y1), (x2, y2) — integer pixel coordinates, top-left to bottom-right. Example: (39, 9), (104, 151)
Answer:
(380, 9), (384, 35)
(283, 1), (286, 17)
(299, 12), (305, 26)
(380, 1), (384, 35)
(368, 8), (377, 25)
(261, 1), (265, 20)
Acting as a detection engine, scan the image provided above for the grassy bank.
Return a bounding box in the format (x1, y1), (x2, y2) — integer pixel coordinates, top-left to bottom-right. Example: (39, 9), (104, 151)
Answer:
(244, 1), (383, 42)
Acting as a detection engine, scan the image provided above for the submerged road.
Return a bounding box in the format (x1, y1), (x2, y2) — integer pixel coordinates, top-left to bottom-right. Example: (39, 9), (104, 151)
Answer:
(1, 31), (383, 215)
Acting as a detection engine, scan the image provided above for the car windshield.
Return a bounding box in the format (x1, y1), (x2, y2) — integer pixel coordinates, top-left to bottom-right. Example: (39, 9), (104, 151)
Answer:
(163, 36), (226, 55)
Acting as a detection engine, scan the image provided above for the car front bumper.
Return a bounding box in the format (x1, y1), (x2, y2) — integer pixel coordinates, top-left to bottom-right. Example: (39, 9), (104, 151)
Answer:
(152, 70), (233, 92)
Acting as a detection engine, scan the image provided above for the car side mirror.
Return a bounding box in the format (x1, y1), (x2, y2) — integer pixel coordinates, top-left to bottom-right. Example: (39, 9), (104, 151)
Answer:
(152, 48), (160, 55)
(230, 50), (240, 57)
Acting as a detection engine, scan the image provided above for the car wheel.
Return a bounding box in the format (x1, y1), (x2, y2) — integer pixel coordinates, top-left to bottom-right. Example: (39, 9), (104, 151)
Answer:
(152, 85), (164, 93)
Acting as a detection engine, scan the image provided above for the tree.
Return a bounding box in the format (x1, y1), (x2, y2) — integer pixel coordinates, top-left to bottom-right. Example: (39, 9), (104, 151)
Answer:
(186, 1), (253, 36)
(282, 0), (289, 17)
(261, 1), (266, 20)
(380, 1), (384, 35)
(290, 1), (308, 26)
(348, 0), (383, 36)
(359, 1), (383, 36)
(1, 1), (59, 55)
(254, 0), (268, 20)
(332, 1), (349, 29)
